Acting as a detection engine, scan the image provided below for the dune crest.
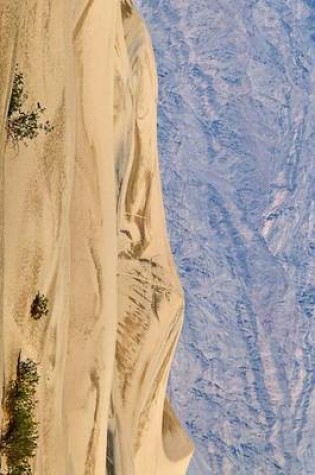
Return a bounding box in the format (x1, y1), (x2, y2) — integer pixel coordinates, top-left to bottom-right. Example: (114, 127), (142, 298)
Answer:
(0, 1), (193, 474)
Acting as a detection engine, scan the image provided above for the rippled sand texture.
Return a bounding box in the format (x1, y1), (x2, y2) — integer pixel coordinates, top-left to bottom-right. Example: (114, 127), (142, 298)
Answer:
(110, 4), (193, 475)
(0, 0), (192, 474)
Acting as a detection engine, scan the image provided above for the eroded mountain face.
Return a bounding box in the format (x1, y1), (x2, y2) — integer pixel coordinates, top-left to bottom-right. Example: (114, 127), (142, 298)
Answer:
(0, 1), (192, 474)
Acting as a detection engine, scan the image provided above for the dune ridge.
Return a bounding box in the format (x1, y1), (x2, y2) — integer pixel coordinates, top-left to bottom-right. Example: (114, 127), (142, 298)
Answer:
(0, 1), (193, 474)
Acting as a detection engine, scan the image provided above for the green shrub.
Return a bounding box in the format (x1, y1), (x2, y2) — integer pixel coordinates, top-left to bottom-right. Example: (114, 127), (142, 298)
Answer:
(0, 358), (39, 475)
(30, 292), (49, 320)
(6, 68), (53, 145)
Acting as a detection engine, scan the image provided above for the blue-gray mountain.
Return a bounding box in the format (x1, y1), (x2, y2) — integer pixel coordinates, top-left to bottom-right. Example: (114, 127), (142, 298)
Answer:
(135, 1), (315, 474)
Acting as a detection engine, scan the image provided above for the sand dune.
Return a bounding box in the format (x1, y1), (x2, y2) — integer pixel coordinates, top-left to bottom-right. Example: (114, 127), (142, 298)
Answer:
(0, 1), (193, 474)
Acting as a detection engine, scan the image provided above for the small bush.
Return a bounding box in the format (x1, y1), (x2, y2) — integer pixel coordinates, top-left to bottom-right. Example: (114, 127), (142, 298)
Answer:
(6, 68), (53, 146)
(0, 357), (39, 475)
(8, 72), (25, 118)
(30, 292), (49, 320)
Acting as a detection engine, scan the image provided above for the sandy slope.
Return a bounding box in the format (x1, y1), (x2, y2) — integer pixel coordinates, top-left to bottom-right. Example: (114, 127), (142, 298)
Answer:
(0, 0), (24, 421)
(0, 1), (193, 474)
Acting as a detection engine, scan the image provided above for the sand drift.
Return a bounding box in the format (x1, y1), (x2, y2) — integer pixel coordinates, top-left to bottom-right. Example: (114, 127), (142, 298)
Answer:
(0, 1), (193, 474)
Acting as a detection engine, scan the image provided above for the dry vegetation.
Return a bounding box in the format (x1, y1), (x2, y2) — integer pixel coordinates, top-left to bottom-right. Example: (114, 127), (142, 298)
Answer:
(6, 68), (53, 146)
(0, 357), (39, 475)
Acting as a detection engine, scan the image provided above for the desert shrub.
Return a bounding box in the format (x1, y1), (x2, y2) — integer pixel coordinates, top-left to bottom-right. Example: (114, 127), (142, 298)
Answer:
(6, 68), (53, 145)
(30, 292), (49, 320)
(0, 357), (39, 475)
(8, 71), (25, 118)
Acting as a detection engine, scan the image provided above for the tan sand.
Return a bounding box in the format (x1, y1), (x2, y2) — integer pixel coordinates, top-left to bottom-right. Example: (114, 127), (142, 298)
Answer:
(0, 1), (193, 474)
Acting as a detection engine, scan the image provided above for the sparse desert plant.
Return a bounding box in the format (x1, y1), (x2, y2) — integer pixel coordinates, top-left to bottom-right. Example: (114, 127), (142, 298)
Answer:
(7, 71), (25, 118)
(0, 357), (39, 475)
(30, 292), (49, 320)
(6, 67), (53, 146)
